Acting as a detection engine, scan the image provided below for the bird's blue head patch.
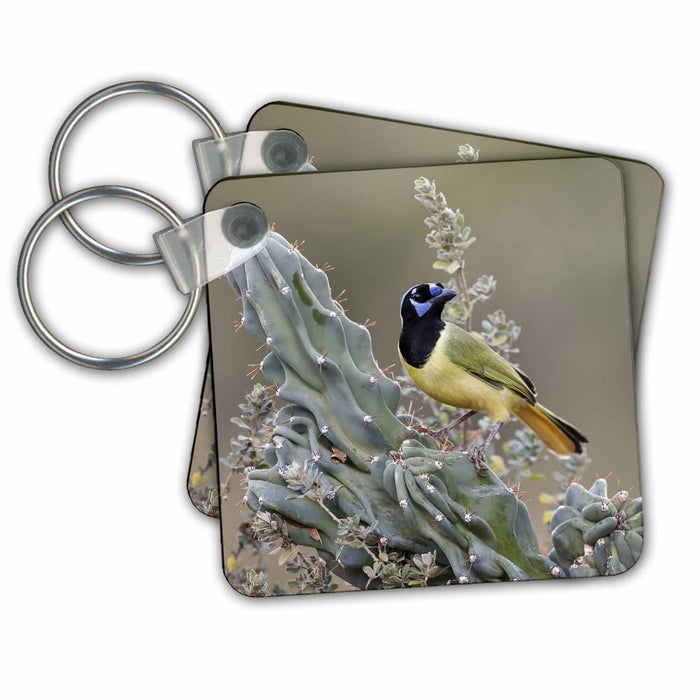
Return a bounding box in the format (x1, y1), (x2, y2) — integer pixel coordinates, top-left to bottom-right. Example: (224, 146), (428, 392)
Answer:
(400, 282), (457, 322)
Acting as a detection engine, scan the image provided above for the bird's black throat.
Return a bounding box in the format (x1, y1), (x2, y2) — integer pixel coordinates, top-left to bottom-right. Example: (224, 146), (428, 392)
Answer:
(399, 316), (445, 369)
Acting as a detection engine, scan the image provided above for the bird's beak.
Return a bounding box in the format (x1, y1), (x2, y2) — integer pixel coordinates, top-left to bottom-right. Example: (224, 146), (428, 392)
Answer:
(431, 288), (457, 305)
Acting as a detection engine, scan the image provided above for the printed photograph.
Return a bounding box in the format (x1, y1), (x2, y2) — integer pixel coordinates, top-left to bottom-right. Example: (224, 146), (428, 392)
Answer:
(205, 152), (641, 595)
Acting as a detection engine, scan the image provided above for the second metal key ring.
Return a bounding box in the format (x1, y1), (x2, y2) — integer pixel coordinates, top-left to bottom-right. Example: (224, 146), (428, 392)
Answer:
(48, 80), (227, 266)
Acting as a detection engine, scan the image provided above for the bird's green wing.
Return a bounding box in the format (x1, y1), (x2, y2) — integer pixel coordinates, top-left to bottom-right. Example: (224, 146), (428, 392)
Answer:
(442, 323), (537, 404)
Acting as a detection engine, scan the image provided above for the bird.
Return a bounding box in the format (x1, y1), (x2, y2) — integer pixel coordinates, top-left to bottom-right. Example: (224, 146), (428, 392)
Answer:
(398, 282), (587, 468)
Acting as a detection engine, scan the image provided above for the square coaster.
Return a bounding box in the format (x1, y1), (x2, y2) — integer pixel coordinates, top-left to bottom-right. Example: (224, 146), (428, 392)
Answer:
(205, 158), (639, 594)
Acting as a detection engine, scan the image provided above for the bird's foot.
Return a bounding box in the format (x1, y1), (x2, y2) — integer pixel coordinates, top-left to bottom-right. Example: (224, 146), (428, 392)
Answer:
(467, 442), (489, 475)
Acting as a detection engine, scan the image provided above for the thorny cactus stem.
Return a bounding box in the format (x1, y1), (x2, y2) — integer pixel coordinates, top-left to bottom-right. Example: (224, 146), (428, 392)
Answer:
(549, 479), (643, 577)
(232, 234), (407, 460)
(229, 233), (556, 587)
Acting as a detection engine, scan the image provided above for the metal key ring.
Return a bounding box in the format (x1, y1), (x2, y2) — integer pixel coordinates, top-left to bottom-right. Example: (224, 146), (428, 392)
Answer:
(18, 185), (201, 370)
(49, 81), (227, 266)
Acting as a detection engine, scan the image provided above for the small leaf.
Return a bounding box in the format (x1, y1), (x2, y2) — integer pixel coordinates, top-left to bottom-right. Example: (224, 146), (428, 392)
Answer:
(330, 447), (347, 463)
(309, 528), (322, 542)
(279, 547), (298, 566)
(362, 566), (376, 579)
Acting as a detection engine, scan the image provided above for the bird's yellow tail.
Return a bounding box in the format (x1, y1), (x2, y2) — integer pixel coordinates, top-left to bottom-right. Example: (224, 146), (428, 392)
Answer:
(514, 403), (587, 456)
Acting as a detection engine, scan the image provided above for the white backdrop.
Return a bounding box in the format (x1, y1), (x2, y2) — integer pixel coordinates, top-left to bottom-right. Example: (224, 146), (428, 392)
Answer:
(2, 2), (695, 697)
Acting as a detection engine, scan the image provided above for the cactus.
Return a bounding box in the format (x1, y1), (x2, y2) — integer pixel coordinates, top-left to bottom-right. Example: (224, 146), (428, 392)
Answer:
(227, 233), (557, 589)
(548, 478), (643, 577)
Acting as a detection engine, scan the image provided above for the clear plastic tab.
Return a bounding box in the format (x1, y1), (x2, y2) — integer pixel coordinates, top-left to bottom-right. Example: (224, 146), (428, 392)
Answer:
(193, 130), (314, 193)
(164, 130), (313, 293)
(154, 203), (270, 294)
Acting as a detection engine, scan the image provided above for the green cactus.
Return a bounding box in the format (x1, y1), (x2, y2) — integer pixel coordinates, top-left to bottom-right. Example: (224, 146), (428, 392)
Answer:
(548, 478), (643, 577)
(227, 233), (557, 589)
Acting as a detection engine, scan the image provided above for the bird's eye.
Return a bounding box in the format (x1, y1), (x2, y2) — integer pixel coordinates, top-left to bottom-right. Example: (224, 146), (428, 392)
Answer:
(411, 292), (421, 301)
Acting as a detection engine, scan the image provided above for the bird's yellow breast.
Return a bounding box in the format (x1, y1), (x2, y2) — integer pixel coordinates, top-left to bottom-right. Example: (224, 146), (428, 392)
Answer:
(399, 333), (520, 422)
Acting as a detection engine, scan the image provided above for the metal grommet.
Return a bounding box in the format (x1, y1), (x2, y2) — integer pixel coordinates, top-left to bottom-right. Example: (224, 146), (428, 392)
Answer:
(261, 130), (309, 173)
(222, 203), (269, 248)
(17, 185), (201, 370)
(49, 81), (227, 266)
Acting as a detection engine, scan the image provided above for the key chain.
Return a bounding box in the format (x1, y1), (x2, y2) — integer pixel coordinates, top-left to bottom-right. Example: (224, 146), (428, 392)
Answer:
(17, 81), (314, 369)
